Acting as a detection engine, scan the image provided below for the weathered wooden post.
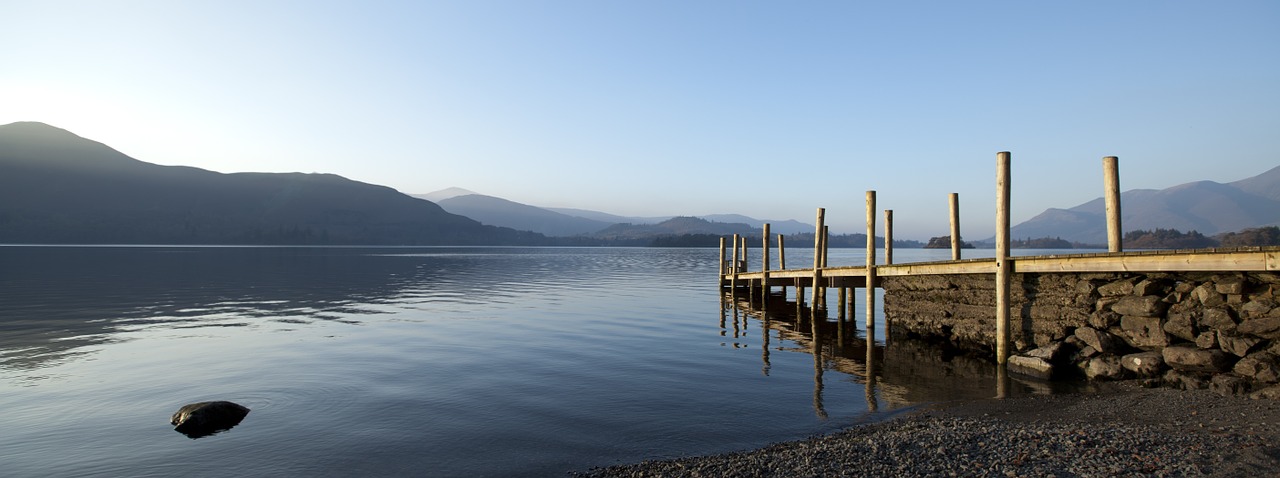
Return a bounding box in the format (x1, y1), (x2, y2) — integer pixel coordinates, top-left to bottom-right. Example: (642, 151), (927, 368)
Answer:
(731, 234), (740, 292)
(741, 235), (753, 299)
(865, 191), (877, 332)
(1104, 156), (1123, 253)
(950, 192), (962, 260)
(718, 237), (727, 288)
(820, 225), (830, 306)
(811, 208), (825, 313)
(761, 223), (771, 305)
(995, 152), (1012, 365)
(884, 209), (894, 265)
(777, 233), (788, 299)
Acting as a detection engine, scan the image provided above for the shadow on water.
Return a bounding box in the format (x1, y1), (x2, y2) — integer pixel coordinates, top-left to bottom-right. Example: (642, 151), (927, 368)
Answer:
(719, 287), (1094, 413)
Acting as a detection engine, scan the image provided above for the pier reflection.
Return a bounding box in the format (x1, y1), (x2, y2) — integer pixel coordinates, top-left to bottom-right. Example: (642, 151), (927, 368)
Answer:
(720, 288), (1086, 417)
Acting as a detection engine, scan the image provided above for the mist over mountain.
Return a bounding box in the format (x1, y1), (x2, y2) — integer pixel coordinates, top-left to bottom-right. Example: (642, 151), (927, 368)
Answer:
(0, 122), (545, 245)
(1007, 165), (1280, 244)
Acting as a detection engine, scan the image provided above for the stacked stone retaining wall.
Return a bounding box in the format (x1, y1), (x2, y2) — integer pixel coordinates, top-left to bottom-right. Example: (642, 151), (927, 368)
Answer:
(882, 271), (1280, 398)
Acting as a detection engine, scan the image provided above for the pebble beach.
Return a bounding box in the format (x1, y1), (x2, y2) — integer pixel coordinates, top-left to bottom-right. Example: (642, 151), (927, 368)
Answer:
(576, 382), (1280, 477)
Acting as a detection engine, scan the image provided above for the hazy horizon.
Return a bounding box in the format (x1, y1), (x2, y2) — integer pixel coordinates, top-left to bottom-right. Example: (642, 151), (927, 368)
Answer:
(3, 1), (1277, 240)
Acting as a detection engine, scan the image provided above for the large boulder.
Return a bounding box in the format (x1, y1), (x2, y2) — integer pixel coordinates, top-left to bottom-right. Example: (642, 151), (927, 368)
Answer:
(1074, 327), (1127, 354)
(1121, 351), (1166, 378)
(1120, 315), (1169, 349)
(1238, 317), (1280, 340)
(171, 401), (250, 439)
(1111, 295), (1168, 317)
(1162, 345), (1233, 373)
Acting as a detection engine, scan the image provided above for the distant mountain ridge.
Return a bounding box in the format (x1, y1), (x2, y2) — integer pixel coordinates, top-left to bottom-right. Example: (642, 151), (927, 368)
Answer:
(416, 188), (814, 236)
(0, 122), (544, 245)
(1007, 165), (1280, 244)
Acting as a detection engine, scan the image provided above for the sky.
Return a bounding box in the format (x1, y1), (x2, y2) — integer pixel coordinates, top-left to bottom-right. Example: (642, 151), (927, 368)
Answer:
(2, 1), (1278, 240)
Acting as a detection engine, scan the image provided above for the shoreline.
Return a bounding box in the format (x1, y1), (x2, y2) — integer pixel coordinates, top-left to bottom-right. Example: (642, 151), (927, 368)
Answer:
(575, 382), (1280, 477)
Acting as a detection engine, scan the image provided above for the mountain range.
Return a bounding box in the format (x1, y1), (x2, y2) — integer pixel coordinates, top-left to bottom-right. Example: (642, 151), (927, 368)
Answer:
(0, 122), (544, 245)
(1006, 165), (1280, 244)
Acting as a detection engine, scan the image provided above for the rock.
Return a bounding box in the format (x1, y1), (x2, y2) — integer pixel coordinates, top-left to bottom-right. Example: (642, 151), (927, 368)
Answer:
(1085, 356), (1126, 380)
(1026, 342), (1066, 362)
(1250, 385), (1280, 400)
(1163, 345), (1233, 373)
(1215, 275), (1246, 295)
(1111, 295), (1168, 317)
(1098, 279), (1136, 297)
(1240, 300), (1275, 319)
(1195, 283), (1226, 307)
(1164, 369), (1210, 390)
(1233, 352), (1280, 383)
(1238, 317), (1280, 340)
(171, 401), (250, 439)
(1088, 309), (1122, 329)
(1008, 355), (1055, 380)
(1195, 331), (1218, 349)
(1162, 311), (1198, 342)
(1218, 334), (1263, 357)
(1120, 315), (1168, 349)
(1210, 374), (1251, 397)
(1201, 308), (1238, 335)
(1074, 327), (1127, 354)
(1120, 351), (1166, 378)
(1133, 279), (1168, 297)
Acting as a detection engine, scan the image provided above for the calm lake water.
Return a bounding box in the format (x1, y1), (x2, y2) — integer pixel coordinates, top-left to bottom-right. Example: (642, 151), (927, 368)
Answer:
(0, 246), (1077, 477)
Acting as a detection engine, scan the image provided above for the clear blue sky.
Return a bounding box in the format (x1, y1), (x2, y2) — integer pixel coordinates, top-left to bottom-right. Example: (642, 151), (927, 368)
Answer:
(3, 1), (1277, 239)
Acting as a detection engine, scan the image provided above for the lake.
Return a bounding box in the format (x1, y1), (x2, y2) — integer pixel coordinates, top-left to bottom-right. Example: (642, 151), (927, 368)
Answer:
(0, 245), (1071, 477)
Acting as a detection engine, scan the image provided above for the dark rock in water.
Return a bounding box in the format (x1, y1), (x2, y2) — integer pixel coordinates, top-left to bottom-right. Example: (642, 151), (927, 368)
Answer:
(171, 401), (250, 439)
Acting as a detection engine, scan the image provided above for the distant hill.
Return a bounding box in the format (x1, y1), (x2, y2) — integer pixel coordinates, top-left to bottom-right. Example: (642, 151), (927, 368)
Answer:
(0, 122), (545, 245)
(1006, 165), (1280, 244)
(592, 217), (756, 240)
(431, 193), (613, 237)
(418, 188), (814, 237)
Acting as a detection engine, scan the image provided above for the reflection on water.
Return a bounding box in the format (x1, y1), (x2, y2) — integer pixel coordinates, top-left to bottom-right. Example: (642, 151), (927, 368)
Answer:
(721, 285), (1093, 420)
(2, 245), (1090, 477)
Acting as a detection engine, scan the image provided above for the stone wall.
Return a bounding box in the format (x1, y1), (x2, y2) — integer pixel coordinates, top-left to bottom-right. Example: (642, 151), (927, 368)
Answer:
(881, 271), (1280, 398)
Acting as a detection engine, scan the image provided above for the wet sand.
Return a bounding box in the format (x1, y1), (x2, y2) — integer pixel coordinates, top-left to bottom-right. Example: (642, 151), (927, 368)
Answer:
(576, 382), (1280, 477)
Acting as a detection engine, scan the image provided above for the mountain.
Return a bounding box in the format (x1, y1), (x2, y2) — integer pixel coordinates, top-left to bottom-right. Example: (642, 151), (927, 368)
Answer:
(542, 207), (671, 225)
(700, 214), (813, 235)
(415, 187), (477, 202)
(0, 122), (544, 245)
(1007, 165), (1280, 244)
(430, 193), (613, 237)
(591, 216), (756, 240)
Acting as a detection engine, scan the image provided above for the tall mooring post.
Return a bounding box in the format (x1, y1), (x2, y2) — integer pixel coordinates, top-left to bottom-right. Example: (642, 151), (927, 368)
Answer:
(730, 234), (740, 292)
(949, 192), (962, 260)
(865, 191), (877, 332)
(884, 209), (894, 265)
(718, 237), (726, 288)
(995, 152), (1012, 365)
(811, 208), (825, 312)
(1104, 156), (1123, 253)
(761, 223), (771, 305)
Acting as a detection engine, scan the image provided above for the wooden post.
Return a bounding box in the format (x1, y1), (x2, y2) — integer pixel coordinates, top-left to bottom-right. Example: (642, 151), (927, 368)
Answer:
(731, 234), (740, 292)
(949, 192), (962, 261)
(811, 208), (825, 312)
(884, 209), (894, 265)
(777, 234), (786, 270)
(865, 191), (877, 333)
(820, 225), (829, 307)
(761, 223), (771, 304)
(741, 236), (753, 298)
(1104, 156), (1122, 253)
(718, 237), (727, 288)
(995, 152), (1012, 365)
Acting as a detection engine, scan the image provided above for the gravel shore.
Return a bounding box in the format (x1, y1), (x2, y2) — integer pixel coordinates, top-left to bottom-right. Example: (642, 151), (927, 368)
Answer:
(575, 382), (1280, 477)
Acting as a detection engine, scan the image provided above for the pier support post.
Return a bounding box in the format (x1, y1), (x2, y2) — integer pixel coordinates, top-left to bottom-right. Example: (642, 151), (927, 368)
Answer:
(811, 208), (825, 314)
(777, 234), (788, 299)
(884, 210), (894, 265)
(718, 237), (727, 288)
(761, 223), (771, 306)
(995, 152), (1012, 365)
(865, 191), (877, 333)
(950, 193), (962, 260)
(1104, 156), (1123, 253)
(731, 234), (740, 293)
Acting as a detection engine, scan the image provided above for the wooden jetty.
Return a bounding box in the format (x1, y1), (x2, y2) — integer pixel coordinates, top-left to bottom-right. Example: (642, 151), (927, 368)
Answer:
(719, 153), (1280, 365)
